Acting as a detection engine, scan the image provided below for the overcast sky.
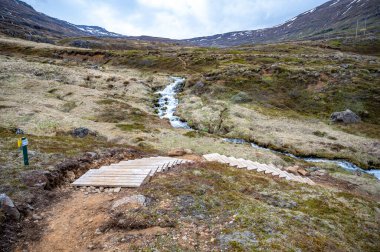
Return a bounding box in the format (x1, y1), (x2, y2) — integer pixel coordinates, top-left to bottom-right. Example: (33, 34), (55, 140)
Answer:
(23, 0), (329, 39)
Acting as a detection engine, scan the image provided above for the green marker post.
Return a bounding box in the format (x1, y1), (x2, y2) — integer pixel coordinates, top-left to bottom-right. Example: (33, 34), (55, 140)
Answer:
(21, 137), (29, 165)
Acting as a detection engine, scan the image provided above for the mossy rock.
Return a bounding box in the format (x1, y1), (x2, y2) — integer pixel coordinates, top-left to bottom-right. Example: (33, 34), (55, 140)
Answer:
(231, 92), (252, 104)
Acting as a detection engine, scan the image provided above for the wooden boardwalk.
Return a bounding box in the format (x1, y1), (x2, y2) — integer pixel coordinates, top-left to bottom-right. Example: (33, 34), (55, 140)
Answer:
(203, 153), (315, 185)
(72, 156), (192, 188)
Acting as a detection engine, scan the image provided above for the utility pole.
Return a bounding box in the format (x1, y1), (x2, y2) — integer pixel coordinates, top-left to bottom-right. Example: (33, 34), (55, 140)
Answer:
(355, 19), (359, 39)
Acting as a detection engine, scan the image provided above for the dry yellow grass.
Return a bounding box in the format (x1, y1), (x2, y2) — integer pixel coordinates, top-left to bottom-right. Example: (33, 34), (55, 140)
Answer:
(177, 93), (380, 167)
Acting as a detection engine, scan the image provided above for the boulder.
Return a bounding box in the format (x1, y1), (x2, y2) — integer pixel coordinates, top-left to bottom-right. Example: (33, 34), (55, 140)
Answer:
(0, 194), (20, 220)
(71, 127), (95, 138)
(168, 148), (186, 157)
(330, 109), (361, 124)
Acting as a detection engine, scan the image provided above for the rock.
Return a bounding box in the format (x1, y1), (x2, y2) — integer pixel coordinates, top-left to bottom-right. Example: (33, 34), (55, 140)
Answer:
(66, 171), (76, 182)
(231, 92), (252, 104)
(32, 214), (43, 221)
(297, 169), (308, 176)
(184, 149), (193, 155)
(330, 109), (361, 124)
(218, 231), (257, 250)
(85, 152), (98, 158)
(71, 127), (95, 138)
(286, 166), (299, 175)
(311, 169), (327, 176)
(113, 187), (121, 193)
(194, 81), (205, 89)
(87, 244), (95, 250)
(13, 128), (24, 135)
(112, 195), (146, 209)
(168, 148), (186, 156)
(0, 194), (20, 220)
(95, 228), (102, 235)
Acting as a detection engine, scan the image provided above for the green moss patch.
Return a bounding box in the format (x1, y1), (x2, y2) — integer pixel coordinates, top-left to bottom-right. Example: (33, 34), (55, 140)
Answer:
(116, 123), (146, 131)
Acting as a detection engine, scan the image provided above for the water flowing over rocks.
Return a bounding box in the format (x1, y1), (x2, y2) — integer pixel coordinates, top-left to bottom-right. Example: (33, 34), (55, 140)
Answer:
(156, 78), (380, 180)
(156, 77), (191, 129)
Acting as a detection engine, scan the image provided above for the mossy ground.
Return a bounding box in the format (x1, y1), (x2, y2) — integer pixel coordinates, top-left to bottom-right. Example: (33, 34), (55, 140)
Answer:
(59, 162), (378, 251)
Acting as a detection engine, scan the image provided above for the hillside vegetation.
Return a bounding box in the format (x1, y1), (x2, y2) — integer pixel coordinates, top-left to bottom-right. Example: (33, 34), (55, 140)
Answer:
(0, 35), (379, 251)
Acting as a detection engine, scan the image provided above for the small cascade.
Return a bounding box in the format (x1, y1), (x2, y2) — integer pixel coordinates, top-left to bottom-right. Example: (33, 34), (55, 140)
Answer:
(156, 77), (191, 129)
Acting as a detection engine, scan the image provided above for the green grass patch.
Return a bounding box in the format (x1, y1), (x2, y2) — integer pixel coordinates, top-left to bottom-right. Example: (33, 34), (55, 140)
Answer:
(116, 123), (145, 131)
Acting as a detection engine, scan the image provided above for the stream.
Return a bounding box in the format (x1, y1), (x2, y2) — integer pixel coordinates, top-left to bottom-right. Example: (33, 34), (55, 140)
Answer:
(156, 77), (380, 180)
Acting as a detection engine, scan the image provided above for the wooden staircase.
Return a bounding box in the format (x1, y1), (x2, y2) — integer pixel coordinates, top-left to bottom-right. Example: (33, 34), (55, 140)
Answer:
(72, 156), (192, 188)
(203, 153), (315, 185)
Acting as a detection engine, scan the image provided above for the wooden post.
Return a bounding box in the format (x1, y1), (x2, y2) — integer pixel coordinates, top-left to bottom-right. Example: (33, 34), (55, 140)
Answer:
(21, 137), (29, 165)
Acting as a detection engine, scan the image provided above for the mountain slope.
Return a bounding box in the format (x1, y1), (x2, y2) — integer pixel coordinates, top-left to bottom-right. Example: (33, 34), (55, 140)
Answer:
(0, 0), (123, 42)
(184, 0), (380, 47)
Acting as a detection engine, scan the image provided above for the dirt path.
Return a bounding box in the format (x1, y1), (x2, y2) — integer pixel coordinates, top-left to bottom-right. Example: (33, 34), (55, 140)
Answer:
(18, 189), (169, 252)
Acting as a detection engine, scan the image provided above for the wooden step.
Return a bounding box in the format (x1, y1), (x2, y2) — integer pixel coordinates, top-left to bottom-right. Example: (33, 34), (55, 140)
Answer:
(72, 156), (190, 188)
(202, 153), (316, 186)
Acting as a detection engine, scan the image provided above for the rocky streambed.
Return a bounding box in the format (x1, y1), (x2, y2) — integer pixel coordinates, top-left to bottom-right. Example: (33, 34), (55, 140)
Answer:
(156, 77), (380, 180)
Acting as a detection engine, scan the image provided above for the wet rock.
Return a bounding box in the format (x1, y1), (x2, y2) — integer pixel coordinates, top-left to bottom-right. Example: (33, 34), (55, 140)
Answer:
(111, 195), (146, 209)
(0, 194), (20, 220)
(330, 109), (361, 124)
(168, 148), (186, 157)
(218, 231), (257, 250)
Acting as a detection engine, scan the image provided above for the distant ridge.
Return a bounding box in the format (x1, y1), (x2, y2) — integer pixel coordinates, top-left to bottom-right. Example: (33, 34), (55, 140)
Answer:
(183, 0), (380, 47)
(0, 0), (124, 42)
(0, 0), (378, 46)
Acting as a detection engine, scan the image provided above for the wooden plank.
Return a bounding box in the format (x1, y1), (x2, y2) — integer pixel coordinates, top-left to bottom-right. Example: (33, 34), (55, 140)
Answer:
(72, 182), (142, 187)
(84, 169), (152, 175)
